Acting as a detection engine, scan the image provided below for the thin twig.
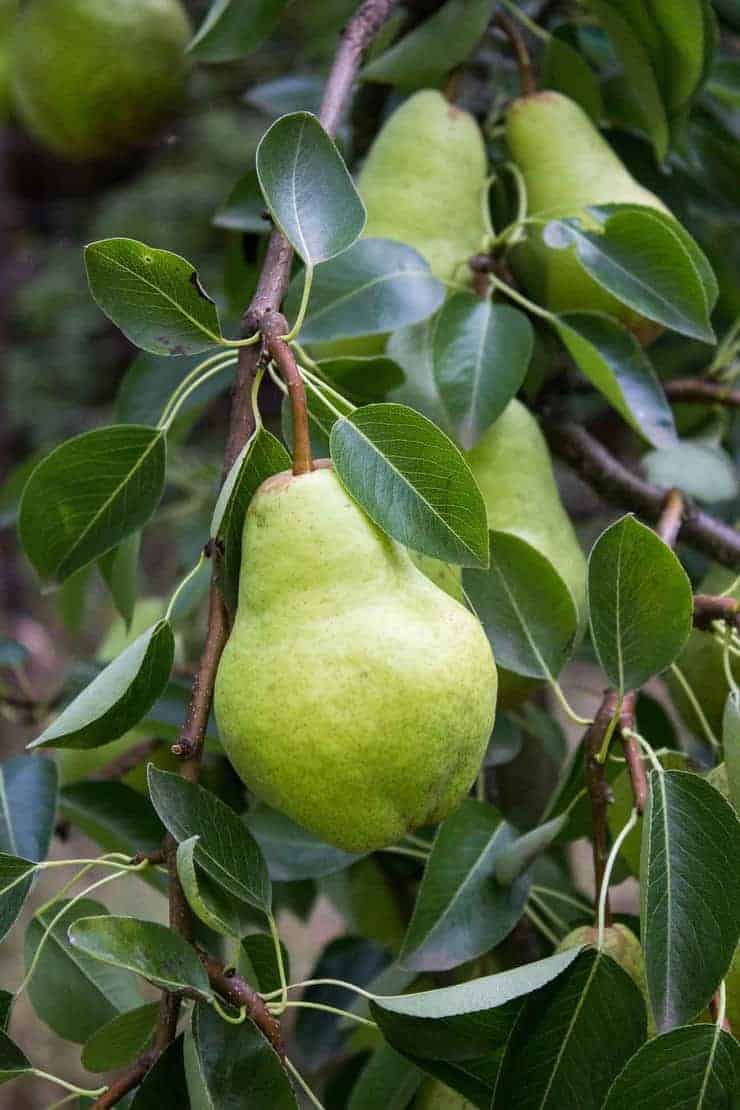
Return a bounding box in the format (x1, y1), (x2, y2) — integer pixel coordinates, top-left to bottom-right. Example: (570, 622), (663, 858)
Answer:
(665, 379), (740, 408)
(496, 11), (537, 94)
(262, 312), (314, 475)
(170, 584), (228, 771)
(584, 691), (621, 924)
(94, 739), (159, 781)
(693, 593), (740, 631)
(543, 418), (740, 570)
(618, 695), (645, 814)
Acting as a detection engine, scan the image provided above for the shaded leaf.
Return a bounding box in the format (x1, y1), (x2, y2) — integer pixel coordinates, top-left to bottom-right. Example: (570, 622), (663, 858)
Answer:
(117, 352), (230, 426)
(542, 28), (603, 121)
(0, 1029), (31, 1086)
(99, 532), (141, 628)
(214, 168), (268, 233)
(347, 1045), (423, 1110)
(60, 781), (165, 862)
(132, 1034), (189, 1109)
(643, 441), (738, 504)
(189, 0), (287, 62)
(0, 754), (57, 941)
(245, 803), (363, 881)
(239, 933), (290, 996)
(330, 402), (489, 567)
(177, 836), (254, 939)
(82, 1002), (159, 1073)
(0, 853), (38, 944)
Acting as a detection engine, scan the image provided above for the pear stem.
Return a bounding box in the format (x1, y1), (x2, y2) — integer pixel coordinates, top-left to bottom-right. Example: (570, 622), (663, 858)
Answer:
(496, 10), (537, 95)
(263, 312), (314, 476)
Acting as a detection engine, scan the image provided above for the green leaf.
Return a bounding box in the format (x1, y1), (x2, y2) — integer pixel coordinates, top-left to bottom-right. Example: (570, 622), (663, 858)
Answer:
(554, 312), (676, 447)
(464, 532), (579, 680)
(186, 1000), (297, 1108)
(330, 403), (489, 567)
(432, 295), (533, 450)
(588, 515), (693, 692)
(362, 0), (495, 89)
(212, 425), (291, 614)
(60, 781), (165, 863)
(189, 0), (287, 62)
(117, 352), (230, 426)
(643, 441), (738, 504)
(493, 815), (569, 886)
(370, 949), (582, 1106)
(348, 1045), (423, 1110)
(607, 750), (687, 875)
(285, 238), (445, 342)
(245, 804), (363, 881)
(148, 766), (271, 914)
(256, 112), (366, 266)
(0, 754), (57, 941)
(133, 1034), (189, 1109)
(25, 898), (142, 1043)
(19, 425), (166, 585)
(641, 769), (740, 1032)
(0, 853), (38, 944)
(81, 1002), (159, 1073)
(0, 1029), (31, 1086)
(239, 933), (290, 996)
(723, 691), (740, 814)
(545, 209), (715, 342)
(98, 532), (141, 628)
(176, 836), (255, 939)
(493, 950), (646, 1109)
(29, 620), (174, 751)
(68, 916), (212, 999)
(388, 318), (452, 433)
(542, 27), (603, 122)
(603, 1024), (740, 1108)
(214, 168), (268, 233)
(85, 239), (223, 356)
(317, 354), (405, 402)
(399, 800), (529, 972)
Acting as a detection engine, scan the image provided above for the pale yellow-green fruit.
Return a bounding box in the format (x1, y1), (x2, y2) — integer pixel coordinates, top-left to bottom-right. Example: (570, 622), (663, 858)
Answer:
(505, 91), (671, 343)
(415, 1078), (475, 1108)
(214, 465), (497, 853)
(12, 0), (191, 160)
(415, 401), (586, 710)
(667, 564), (740, 741)
(358, 89), (489, 281)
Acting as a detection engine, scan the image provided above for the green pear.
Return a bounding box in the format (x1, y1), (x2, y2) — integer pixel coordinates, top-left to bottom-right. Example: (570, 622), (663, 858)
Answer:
(12, 0), (191, 160)
(358, 89), (489, 281)
(667, 565), (740, 741)
(505, 91), (671, 343)
(415, 400), (586, 709)
(415, 1078), (475, 1108)
(214, 465), (497, 853)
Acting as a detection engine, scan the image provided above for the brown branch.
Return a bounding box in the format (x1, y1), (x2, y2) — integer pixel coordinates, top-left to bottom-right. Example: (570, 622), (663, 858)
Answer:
(95, 739), (159, 781)
(585, 691), (621, 923)
(90, 1053), (156, 1110)
(543, 418), (740, 570)
(496, 11), (537, 95)
(665, 379), (740, 408)
(170, 584), (228, 773)
(262, 311), (314, 476)
(694, 592), (739, 631)
(200, 952), (286, 1058)
(655, 488), (684, 549)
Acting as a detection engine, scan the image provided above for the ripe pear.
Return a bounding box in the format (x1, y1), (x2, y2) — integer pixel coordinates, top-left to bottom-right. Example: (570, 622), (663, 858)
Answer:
(505, 91), (671, 343)
(415, 1078), (475, 1108)
(214, 465), (497, 853)
(415, 401), (586, 709)
(12, 0), (191, 160)
(358, 90), (489, 281)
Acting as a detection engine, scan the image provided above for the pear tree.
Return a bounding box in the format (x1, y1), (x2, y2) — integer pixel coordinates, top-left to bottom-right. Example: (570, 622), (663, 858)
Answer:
(3, 0), (740, 1106)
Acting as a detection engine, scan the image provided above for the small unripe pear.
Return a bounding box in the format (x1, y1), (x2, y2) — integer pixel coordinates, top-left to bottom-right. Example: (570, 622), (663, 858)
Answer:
(12, 0), (191, 160)
(215, 466), (497, 853)
(359, 90), (489, 281)
(505, 91), (671, 343)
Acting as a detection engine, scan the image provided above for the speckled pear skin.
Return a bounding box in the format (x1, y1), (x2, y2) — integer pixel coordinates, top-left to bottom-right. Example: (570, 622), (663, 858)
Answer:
(12, 0), (191, 160)
(505, 91), (671, 342)
(214, 466), (497, 853)
(358, 89), (489, 281)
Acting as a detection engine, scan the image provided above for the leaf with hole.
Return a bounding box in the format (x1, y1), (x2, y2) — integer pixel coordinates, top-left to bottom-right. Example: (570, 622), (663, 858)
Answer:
(85, 239), (224, 355)
(256, 112), (365, 265)
(330, 402), (489, 567)
(19, 425), (166, 585)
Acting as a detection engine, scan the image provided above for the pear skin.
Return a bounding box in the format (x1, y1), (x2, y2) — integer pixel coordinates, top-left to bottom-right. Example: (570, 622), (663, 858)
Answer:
(12, 0), (191, 160)
(214, 466), (497, 853)
(505, 91), (671, 342)
(359, 89), (489, 281)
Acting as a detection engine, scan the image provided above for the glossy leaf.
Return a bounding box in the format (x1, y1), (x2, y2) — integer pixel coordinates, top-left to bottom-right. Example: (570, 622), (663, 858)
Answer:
(285, 238), (445, 342)
(19, 425), (166, 585)
(588, 515), (693, 692)
(0, 754), (57, 942)
(362, 0), (495, 89)
(245, 804), (363, 881)
(723, 691), (740, 814)
(641, 770), (740, 1032)
(554, 313), (676, 447)
(464, 532), (579, 680)
(176, 836), (254, 939)
(330, 403), (489, 566)
(545, 210), (715, 342)
(493, 815), (569, 886)
(98, 532), (141, 628)
(604, 1024), (740, 1108)
(432, 295), (533, 449)
(189, 0), (287, 62)
(186, 1000), (297, 1108)
(388, 318), (452, 432)
(643, 441), (738, 503)
(0, 1029), (31, 1086)
(400, 800), (529, 972)
(29, 621), (174, 751)
(81, 1002), (159, 1073)
(239, 933), (290, 996)
(86, 239), (224, 355)
(212, 425), (291, 613)
(148, 766), (271, 913)
(60, 781), (165, 862)
(493, 950), (646, 1109)
(256, 112), (365, 265)
(26, 898), (141, 1043)
(132, 1034), (189, 1109)
(0, 853), (38, 944)
(68, 915), (212, 999)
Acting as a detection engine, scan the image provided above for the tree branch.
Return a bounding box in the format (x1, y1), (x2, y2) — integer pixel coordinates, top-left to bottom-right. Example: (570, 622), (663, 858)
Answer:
(199, 952), (286, 1057)
(665, 379), (740, 408)
(585, 691), (622, 925)
(543, 418), (740, 570)
(655, 487), (684, 549)
(694, 592), (739, 631)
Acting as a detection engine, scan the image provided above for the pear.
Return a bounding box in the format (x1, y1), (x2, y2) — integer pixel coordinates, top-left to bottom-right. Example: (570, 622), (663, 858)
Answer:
(415, 1078), (475, 1108)
(505, 91), (671, 343)
(414, 400), (586, 709)
(558, 923), (653, 1032)
(12, 0), (191, 160)
(358, 89), (489, 281)
(214, 465), (497, 853)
